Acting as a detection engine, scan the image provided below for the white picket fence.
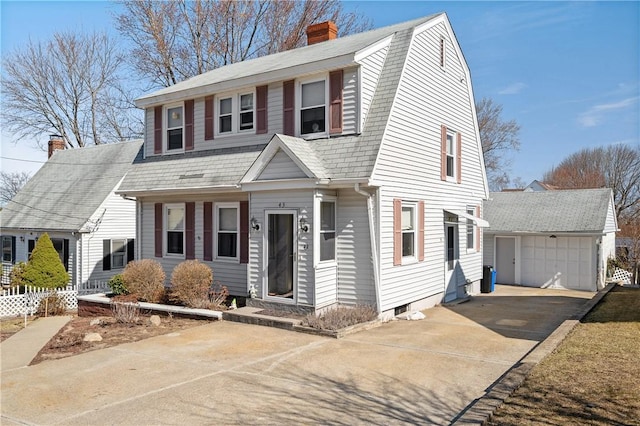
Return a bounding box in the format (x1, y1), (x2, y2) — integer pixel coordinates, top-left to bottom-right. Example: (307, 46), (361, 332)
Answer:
(0, 280), (110, 317)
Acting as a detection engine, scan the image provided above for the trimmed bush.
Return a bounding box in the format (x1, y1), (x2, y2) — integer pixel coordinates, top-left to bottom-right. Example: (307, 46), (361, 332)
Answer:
(170, 260), (213, 308)
(107, 274), (128, 295)
(21, 233), (69, 289)
(121, 259), (165, 303)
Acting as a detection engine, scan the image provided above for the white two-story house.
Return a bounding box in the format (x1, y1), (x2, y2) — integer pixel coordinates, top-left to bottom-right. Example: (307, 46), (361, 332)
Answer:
(117, 14), (490, 318)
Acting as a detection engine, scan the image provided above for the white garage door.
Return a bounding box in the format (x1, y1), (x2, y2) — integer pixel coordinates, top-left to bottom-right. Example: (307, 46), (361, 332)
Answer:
(520, 236), (595, 291)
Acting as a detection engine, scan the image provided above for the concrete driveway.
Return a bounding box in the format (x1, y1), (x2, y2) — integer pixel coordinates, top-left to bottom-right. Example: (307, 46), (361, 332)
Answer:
(1, 285), (594, 425)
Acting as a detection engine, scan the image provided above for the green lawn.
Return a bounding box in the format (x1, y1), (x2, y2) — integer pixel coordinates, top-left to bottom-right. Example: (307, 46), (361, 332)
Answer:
(488, 286), (640, 426)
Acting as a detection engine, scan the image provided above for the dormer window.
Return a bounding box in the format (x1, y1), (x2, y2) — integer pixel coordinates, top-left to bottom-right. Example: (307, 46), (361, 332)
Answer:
(166, 105), (183, 150)
(300, 79), (326, 135)
(216, 91), (255, 136)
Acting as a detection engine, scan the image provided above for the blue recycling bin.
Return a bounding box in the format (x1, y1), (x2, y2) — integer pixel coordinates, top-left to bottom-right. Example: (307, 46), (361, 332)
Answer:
(482, 265), (496, 293)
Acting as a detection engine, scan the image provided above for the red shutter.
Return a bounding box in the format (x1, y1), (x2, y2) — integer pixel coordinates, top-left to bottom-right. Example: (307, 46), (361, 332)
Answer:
(185, 99), (194, 151)
(329, 70), (343, 134)
(204, 96), (214, 140)
(283, 80), (295, 136)
(154, 106), (163, 154)
(203, 202), (213, 261)
(440, 125), (447, 181)
(418, 201), (425, 262)
(185, 202), (195, 259)
(475, 205), (481, 252)
(456, 132), (462, 184)
(240, 201), (249, 264)
(256, 85), (268, 134)
(393, 199), (402, 266)
(154, 203), (163, 257)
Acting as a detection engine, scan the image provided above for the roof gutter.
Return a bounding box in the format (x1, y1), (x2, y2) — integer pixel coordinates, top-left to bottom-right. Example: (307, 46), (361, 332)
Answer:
(355, 183), (382, 315)
(116, 184), (241, 198)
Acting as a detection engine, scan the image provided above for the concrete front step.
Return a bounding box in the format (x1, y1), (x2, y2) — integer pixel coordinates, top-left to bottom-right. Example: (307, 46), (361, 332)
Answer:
(222, 306), (303, 330)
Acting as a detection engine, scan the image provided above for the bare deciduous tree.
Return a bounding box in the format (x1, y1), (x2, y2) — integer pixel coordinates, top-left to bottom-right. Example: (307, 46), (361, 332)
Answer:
(0, 171), (31, 205)
(543, 144), (640, 220)
(476, 97), (521, 191)
(115, 0), (371, 88)
(1, 31), (143, 149)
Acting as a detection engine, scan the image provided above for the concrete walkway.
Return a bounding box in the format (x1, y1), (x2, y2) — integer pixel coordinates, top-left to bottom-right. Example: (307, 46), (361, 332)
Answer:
(1, 315), (71, 372)
(1, 286), (597, 425)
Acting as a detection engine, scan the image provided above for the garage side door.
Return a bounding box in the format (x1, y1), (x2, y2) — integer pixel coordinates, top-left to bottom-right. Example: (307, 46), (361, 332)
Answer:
(521, 236), (594, 290)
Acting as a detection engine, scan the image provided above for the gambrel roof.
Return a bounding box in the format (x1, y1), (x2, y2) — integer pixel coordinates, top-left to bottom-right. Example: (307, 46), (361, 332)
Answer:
(484, 189), (618, 234)
(136, 14), (441, 108)
(0, 140), (143, 232)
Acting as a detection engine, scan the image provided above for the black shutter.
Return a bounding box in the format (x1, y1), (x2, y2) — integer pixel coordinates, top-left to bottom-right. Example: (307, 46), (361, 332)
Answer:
(103, 239), (111, 271)
(28, 239), (35, 260)
(63, 239), (69, 271)
(11, 236), (16, 263)
(127, 239), (135, 264)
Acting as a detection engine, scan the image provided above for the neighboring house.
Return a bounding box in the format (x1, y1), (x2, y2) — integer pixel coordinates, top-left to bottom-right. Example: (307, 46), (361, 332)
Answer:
(0, 137), (143, 287)
(483, 189), (618, 291)
(117, 14), (489, 317)
(523, 180), (559, 192)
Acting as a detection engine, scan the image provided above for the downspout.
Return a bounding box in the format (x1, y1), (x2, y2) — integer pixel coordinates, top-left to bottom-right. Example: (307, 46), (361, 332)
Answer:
(355, 183), (381, 314)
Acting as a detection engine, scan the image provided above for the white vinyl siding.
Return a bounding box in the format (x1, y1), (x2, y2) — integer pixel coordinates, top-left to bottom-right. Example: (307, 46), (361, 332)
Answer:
(358, 45), (390, 130)
(336, 189), (376, 306)
(371, 22), (485, 311)
(82, 184), (137, 285)
(139, 195), (247, 295)
(257, 150), (307, 180)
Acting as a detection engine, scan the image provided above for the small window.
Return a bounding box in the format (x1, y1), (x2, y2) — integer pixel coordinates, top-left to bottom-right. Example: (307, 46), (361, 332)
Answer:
(466, 207), (474, 250)
(402, 204), (416, 257)
(166, 105), (183, 150)
(446, 132), (455, 178)
(216, 203), (239, 259)
(50, 238), (69, 271)
(239, 93), (254, 131)
(1, 236), (12, 263)
(219, 97), (233, 133)
(112, 239), (127, 269)
(319, 201), (336, 262)
(301, 80), (325, 134)
(166, 205), (185, 255)
(28, 239), (35, 259)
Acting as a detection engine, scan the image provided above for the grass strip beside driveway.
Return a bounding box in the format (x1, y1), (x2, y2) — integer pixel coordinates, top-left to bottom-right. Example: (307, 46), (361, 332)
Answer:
(488, 286), (640, 425)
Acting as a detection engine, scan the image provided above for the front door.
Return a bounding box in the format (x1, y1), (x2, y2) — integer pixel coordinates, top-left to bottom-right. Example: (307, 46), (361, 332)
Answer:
(266, 211), (296, 300)
(444, 223), (458, 302)
(495, 237), (516, 284)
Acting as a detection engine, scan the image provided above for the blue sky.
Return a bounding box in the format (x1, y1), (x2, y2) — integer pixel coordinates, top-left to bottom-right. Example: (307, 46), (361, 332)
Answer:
(1, 1), (639, 186)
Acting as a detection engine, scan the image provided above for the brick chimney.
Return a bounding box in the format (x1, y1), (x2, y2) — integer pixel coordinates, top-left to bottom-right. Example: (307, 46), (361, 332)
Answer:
(306, 21), (338, 45)
(48, 135), (66, 158)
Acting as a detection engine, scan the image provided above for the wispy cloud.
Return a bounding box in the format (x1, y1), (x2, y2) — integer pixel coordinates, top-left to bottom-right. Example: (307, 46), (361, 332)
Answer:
(498, 82), (527, 95)
(578, 97), (639, 127)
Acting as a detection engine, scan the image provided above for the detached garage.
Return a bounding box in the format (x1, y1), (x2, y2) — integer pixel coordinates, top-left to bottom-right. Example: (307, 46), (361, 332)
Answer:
(483, 189), (618, 291)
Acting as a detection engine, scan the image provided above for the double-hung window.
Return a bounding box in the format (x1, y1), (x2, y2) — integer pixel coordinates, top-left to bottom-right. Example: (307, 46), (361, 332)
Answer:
(111, 239), (127, 269)
(217, 92), (255, 135)
(216, 203), (239, 260)
(402, 204), (417, 258)
(166, 105), (184, 151)
(446, 131), (455, 179)
(1, 236), (13, 263)
(166, 204), (185, 256)
(319, 201), (336, 262)
(300, 79), (326, 135)
(219, 97), (233, 134)
(466, 207), (475, 250)
(239, 93), (254, 131)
